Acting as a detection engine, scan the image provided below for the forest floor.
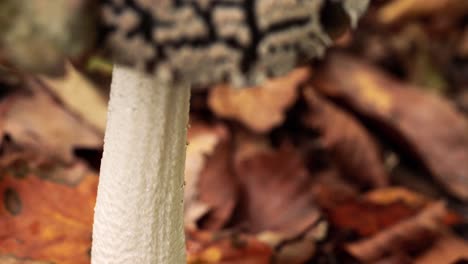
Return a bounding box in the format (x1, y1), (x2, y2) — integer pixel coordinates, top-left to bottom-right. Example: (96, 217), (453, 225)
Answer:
(0, 1), (468, 263)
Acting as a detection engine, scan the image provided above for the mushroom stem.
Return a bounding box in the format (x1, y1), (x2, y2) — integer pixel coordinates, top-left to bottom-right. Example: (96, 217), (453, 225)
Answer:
(92, 65), (189, 263)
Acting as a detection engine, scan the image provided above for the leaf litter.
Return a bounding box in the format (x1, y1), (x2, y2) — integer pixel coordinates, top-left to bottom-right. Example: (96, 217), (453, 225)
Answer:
(0, 1), (468, 263)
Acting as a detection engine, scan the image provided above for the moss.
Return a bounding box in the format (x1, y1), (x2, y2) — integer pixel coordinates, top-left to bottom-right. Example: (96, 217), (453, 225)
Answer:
(0, 0), (96, 75)
(0, 0), (21, 36)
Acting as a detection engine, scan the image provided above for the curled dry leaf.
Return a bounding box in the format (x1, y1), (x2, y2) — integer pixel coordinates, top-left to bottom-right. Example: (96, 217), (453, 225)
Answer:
(0, 173), (97, 264)
(414, 233), (468, 264)
(208, 68), (310, 133)
(187, 231), (272, 264)
(40, 63), (108, 132)
(458, 28), (468, 58)
(195, 129), (239, 231)
(0, 132), (92, 186)
(328, 187), (427, 237)
(372, 254), (413, 264)
(0, 256), (51, 264)
(233, 139), (321, 237)
(302, 86), (388, 188)
(189, 122), (238, 230)
(0, 79), (102, 164)
(313, 54), (468, 200)
(231, 137), (324, 262)
(378, 0), (468, 25)
(184, 121), (231, 229)
(332, 199), (414, 237)
(310, 170), (359, 210)
(364, 187), (430, 207)
(346, 201), (448, 263)
(187, 129), (330, 262)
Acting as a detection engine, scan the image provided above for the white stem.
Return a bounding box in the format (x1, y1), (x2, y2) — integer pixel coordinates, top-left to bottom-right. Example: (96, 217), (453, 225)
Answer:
(91, 65), (190, 263)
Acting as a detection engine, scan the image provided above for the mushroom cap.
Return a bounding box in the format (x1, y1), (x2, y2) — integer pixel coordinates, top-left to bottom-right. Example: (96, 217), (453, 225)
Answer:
(102, 0), (369, 87)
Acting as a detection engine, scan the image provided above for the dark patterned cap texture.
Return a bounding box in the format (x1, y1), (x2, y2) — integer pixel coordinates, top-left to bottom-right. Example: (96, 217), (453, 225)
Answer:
(0, 0), (369, 87)
(101, 0), (369, 87)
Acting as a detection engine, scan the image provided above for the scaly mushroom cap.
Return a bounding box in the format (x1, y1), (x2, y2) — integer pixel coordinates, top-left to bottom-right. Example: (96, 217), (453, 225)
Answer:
(0, 0), (369, 83)
(101, 0), (369, 87)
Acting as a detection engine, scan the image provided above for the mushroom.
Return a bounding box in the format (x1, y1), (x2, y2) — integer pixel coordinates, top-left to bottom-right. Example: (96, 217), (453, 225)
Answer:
(93, 0), (371, 263)
(1, 0), (369, 263)
(93, 1), (369, 263)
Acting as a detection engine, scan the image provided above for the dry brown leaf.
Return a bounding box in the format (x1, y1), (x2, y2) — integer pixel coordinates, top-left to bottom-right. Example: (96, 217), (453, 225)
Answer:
(302, 87), (388, 188)
(0, 79), (102, 164)
(330, 201), (418, 238)
(271, 234), (317, 264)
(364, 187), (430, 208)
(187, 231), (272, 264)
(208, 68), (310, 133)
(40, 63), (108, 132)
(0, 173), (97, 264)
(458, 28), (468, 58)
(310, 170), (359, 210)
(184, 121), (232, 230)
(378, 0), (468, 25)
(230, 136), (324, 262)
(313, 53), (468, 200)
(346, 201), (448, 263)
(414, 233), (468, 264)
(233, 139), (321, 237)
(0, 132), (92, 186)
(0, 256), (51, 264)
(371, 254), (413, 264)
(196, 132), (239, 231)
(328, 187), (427, 238)
(185, 122), (228, 197)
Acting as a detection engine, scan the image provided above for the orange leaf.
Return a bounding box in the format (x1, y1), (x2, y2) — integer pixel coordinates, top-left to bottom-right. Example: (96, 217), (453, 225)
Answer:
(0, 173), (97, 264)
(208, 68), (310, 133)
(187, 231), (272, 264)
(313, 53), (468, 200)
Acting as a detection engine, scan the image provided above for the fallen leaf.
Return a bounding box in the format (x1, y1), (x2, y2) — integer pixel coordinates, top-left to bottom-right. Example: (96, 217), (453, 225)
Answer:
(196, 129), (239, 230)
(0, 256), (51, 264)
(208, 68), (310, 133)
(271, 235), (316, 264)
(0, 173), (97, 264)
(187, 231), (272, 264)
(190, 121), (239, 230)
(231, 136), (324, 262)
(364, 187), (429, 208)
(313, 54), (468, 200)
(0, 134), (91, 186)
(414, 233), (468, 264)
(371, 254), (413, 264)
(184, 121), (233, 230)
(185, 122), (228, 196)
(233, 139), (321, 237)
(0, 79), (103, 164)
(458, 28), (468, 58)
(378, 0), (468, 25)
(346, 201), (448, 263)
(328, 187), (429, 237)
(332, 201), (418, 238)
(40, 63), (108, 132)
(302, 86), (388, 188)
(310, 170), (359, 210)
